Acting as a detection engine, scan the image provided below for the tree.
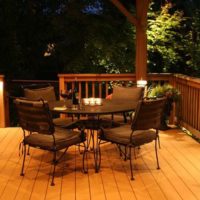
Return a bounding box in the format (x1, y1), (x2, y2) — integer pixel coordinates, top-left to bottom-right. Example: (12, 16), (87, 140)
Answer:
(147, 2), (185, 73)
(54, 0), (135, 74)
(184, 9), (200, 76)
(0, 0), (23, 79)
(2, 0), (200, 79)
(0, 0), (136, 79)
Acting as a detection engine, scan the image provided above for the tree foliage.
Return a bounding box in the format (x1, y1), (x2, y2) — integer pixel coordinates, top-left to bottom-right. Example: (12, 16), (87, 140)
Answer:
(1, 0), (200, 79)
(147, 1), (200, 77)
(56, 0), (135, 74)
(184, 9), (200, 76)
(147, 2), (185, 73)
(0, 0), (135, 79)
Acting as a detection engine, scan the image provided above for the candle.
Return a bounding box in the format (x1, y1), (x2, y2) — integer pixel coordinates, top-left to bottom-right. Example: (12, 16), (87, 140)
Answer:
(95, 98), (102, 105)
(89, 98), (95, 106)
(82, 97), (102, 106)
(83, 98), (89, 105)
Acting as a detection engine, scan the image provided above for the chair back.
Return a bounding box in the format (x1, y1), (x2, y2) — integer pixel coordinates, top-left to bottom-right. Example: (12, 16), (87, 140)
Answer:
(131, 98), (166, 130)
(23, 84), (56, 102)
(14, 98), (55, 134)
(112, 86), (144, 101)
(22, 83), (51, 90)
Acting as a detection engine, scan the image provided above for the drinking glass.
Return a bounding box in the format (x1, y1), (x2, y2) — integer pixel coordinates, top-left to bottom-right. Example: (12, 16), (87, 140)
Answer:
(60, 90), (70, 108)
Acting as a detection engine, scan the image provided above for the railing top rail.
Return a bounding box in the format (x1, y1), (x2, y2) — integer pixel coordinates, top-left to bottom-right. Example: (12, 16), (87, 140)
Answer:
(174, 74), (200, 83)
(58, 73), (136, 77)
(174, 74), (200, 88)
(10, 80), (58, 83)
(147, 73), (172, 81)
(2, 73), (174, 83)
(58, 73), (136, 81)
(58, 73), (172, 81)
(5, 73), (200, 83)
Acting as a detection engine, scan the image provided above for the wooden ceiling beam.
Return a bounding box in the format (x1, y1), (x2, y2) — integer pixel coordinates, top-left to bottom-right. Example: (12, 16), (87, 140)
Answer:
(110, 0), (138, 26)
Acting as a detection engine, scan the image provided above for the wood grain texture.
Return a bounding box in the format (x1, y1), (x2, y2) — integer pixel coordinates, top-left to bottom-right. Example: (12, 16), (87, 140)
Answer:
(0, 127), (200, 200)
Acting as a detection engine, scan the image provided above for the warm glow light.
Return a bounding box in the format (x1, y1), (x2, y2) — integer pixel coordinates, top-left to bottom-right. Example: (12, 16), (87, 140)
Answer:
(0, 81), (3, 91)
(137, 80), (147, 87)
(137, 80), (148, 97)
(89, 98), (95, 106)
(0, 80), (5, 127)
(82, 98), (90, 105)
(95, 98), (102, 105)
(82, 98), (102, 106)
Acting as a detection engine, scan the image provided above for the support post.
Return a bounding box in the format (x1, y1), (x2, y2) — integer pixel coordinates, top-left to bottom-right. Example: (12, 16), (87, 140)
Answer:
(110, 0), (150, 81)
(0, 75), (6, 127)
(135, 0), (150, 81)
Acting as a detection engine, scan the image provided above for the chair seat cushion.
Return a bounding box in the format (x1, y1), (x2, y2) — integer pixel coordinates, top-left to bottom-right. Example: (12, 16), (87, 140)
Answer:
(24, 128), (85, 151)
(53, 118), (79, 129)
(100, 114), (129, 124)
(53, 118), (72, 126)
(100, 125), (156, 146)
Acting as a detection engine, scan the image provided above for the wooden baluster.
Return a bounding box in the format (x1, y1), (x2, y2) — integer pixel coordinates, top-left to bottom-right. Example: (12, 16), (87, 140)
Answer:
(92, 82), (95, 97)
(59, 77), (65, 100)
(99, 82), (102, 98)
(72, 82), (75, 90)
(85, 82), (88, 98)
(78, 82), (82, 99)
(105, 82), (109, 97)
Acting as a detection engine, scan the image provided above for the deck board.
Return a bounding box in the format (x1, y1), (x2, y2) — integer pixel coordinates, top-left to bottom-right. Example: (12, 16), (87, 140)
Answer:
(60, 147), (76, 200)
(0, 127), (200, 200)
(29, 152), (51, 200)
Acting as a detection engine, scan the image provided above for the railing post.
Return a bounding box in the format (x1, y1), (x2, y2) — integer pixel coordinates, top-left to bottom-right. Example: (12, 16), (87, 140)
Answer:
(169, 74), (176, 125)
(59, 76), (65, 97)
(0, 75), (6, 127)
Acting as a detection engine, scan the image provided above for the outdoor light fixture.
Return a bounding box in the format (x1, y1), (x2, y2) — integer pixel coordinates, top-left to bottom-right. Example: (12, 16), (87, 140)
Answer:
(0, 80), (3, 89)
(137, 79), (147, 87)
(0, 80), (5, 127)
(137, 79), (148, 97)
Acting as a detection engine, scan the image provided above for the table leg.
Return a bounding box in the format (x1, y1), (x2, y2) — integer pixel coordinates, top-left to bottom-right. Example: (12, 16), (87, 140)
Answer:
(93, 130), (101, 173)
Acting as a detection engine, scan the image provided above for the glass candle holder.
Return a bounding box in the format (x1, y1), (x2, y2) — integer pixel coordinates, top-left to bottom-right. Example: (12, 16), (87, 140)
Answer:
(89, 98), (95, 106)
(95, 98), (102, 105)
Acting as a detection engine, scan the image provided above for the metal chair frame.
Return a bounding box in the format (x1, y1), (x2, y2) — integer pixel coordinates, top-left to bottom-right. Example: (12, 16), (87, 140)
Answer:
(15, 98), (87, 186)
(99, 98), (166, 180)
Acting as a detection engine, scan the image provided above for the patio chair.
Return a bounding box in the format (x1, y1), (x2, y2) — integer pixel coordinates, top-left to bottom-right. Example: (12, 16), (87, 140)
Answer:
(22, 83), (56, 101)
(14, 98), (87, 186)
(22, 84), (75, 127)
(102, 85), (144, 124)
(99, 97), (166, 180)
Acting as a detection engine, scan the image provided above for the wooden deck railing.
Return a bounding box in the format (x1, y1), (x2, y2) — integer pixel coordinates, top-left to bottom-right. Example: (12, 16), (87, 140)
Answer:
(1, 73), (200, 139)
(58, 74), (137, 98)
(173, 74), (200, 139)
(58, 73), (200, 139)
(58, 73), (172, 98)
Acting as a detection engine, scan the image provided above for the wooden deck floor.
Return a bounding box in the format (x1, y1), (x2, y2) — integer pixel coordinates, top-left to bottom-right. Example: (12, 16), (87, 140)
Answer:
(0, 127), (200, 200)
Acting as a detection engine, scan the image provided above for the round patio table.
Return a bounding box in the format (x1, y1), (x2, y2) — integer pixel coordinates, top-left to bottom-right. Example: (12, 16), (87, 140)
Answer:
(49, 99), (138, 172)
(50, 99), (138, 116)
